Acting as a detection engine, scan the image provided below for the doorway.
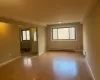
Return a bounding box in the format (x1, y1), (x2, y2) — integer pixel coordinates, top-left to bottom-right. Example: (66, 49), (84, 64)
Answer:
(20, 27), (38, 57)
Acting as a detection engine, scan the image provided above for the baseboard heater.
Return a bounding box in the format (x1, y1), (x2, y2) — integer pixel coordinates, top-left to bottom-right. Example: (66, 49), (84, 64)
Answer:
(49, 49), (75, 52)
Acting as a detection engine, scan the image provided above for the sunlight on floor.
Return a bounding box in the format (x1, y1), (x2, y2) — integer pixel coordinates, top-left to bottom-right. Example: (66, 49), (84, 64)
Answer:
(53, 57), (77, 78)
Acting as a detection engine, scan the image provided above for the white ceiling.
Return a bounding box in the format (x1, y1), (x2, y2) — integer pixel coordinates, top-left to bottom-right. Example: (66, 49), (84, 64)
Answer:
(0, 0), (97, 26)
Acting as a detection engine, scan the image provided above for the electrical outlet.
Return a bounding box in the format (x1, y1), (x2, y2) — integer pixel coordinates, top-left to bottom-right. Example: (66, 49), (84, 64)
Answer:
(85, 52), (86, 55)
(83, 52), (86, 58)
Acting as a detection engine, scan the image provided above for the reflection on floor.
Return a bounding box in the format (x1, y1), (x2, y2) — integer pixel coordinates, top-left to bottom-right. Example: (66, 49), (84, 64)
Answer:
(53, 57), (77, 78)
(0, 51), (93, 80)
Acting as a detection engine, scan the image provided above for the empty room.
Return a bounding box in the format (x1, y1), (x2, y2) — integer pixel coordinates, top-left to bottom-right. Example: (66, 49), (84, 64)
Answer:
(0, 0), (100, 80)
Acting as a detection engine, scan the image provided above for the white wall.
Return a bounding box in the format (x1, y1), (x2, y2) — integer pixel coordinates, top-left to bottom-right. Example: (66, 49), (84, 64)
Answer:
(0, 22), (20, 64)
(46, 22), (83, 51)
(38, 27), (46, 55)
(83, 0), (100, 80)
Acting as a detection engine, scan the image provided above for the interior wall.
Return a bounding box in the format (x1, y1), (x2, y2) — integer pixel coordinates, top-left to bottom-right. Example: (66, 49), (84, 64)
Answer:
(38, 27), (46, 55)
(46, 22), (83, 51)
(83, 1), (100, 80)
(0, 22), (20, 64)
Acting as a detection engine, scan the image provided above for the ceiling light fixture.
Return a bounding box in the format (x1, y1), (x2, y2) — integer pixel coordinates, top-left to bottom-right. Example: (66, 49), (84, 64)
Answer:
(58, 21), (62, 24)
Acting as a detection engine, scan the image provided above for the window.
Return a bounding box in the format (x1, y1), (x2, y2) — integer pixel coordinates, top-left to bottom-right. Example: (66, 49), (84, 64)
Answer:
(21, 30), (30, 41)
(52, 27), (76, 40)
(33, 31), (37, 41)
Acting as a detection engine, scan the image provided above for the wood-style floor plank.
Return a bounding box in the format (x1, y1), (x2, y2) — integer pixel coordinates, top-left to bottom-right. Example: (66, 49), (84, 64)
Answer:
(0, 51), (93, 80)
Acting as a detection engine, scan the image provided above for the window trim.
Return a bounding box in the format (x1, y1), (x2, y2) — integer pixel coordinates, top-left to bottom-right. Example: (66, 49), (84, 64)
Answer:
(52, 27), (76, 41)
(21, 29), (30, 41)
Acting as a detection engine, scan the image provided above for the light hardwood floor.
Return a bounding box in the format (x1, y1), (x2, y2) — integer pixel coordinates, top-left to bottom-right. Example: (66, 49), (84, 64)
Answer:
(0, 51), (93, 80)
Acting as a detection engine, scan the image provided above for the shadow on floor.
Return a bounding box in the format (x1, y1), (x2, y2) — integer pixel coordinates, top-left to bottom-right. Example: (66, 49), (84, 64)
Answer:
(21, 52), (37, 57)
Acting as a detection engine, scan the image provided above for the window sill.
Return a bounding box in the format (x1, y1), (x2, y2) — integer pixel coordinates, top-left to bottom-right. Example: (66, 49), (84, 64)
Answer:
(51, 39), (77, 41)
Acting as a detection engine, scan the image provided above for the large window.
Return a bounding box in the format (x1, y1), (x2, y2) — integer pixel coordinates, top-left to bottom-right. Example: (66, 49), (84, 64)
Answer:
(52, 27), (76, 40)
(21, 30), (30, 41)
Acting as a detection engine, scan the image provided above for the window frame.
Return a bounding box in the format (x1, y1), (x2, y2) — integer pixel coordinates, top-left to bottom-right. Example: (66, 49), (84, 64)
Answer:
(52, 27), (76, 40)
(21, 29), (31, 41)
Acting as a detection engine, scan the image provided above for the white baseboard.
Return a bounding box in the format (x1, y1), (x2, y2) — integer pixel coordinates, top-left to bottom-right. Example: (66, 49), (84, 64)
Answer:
(38, 50), (46, 56)
(38, 51), (46, 56)
(74, 50), (83, 53)
(39, 52), (44, 56)
(0, 56), (21, 67)
(85, 58), (95, 80)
